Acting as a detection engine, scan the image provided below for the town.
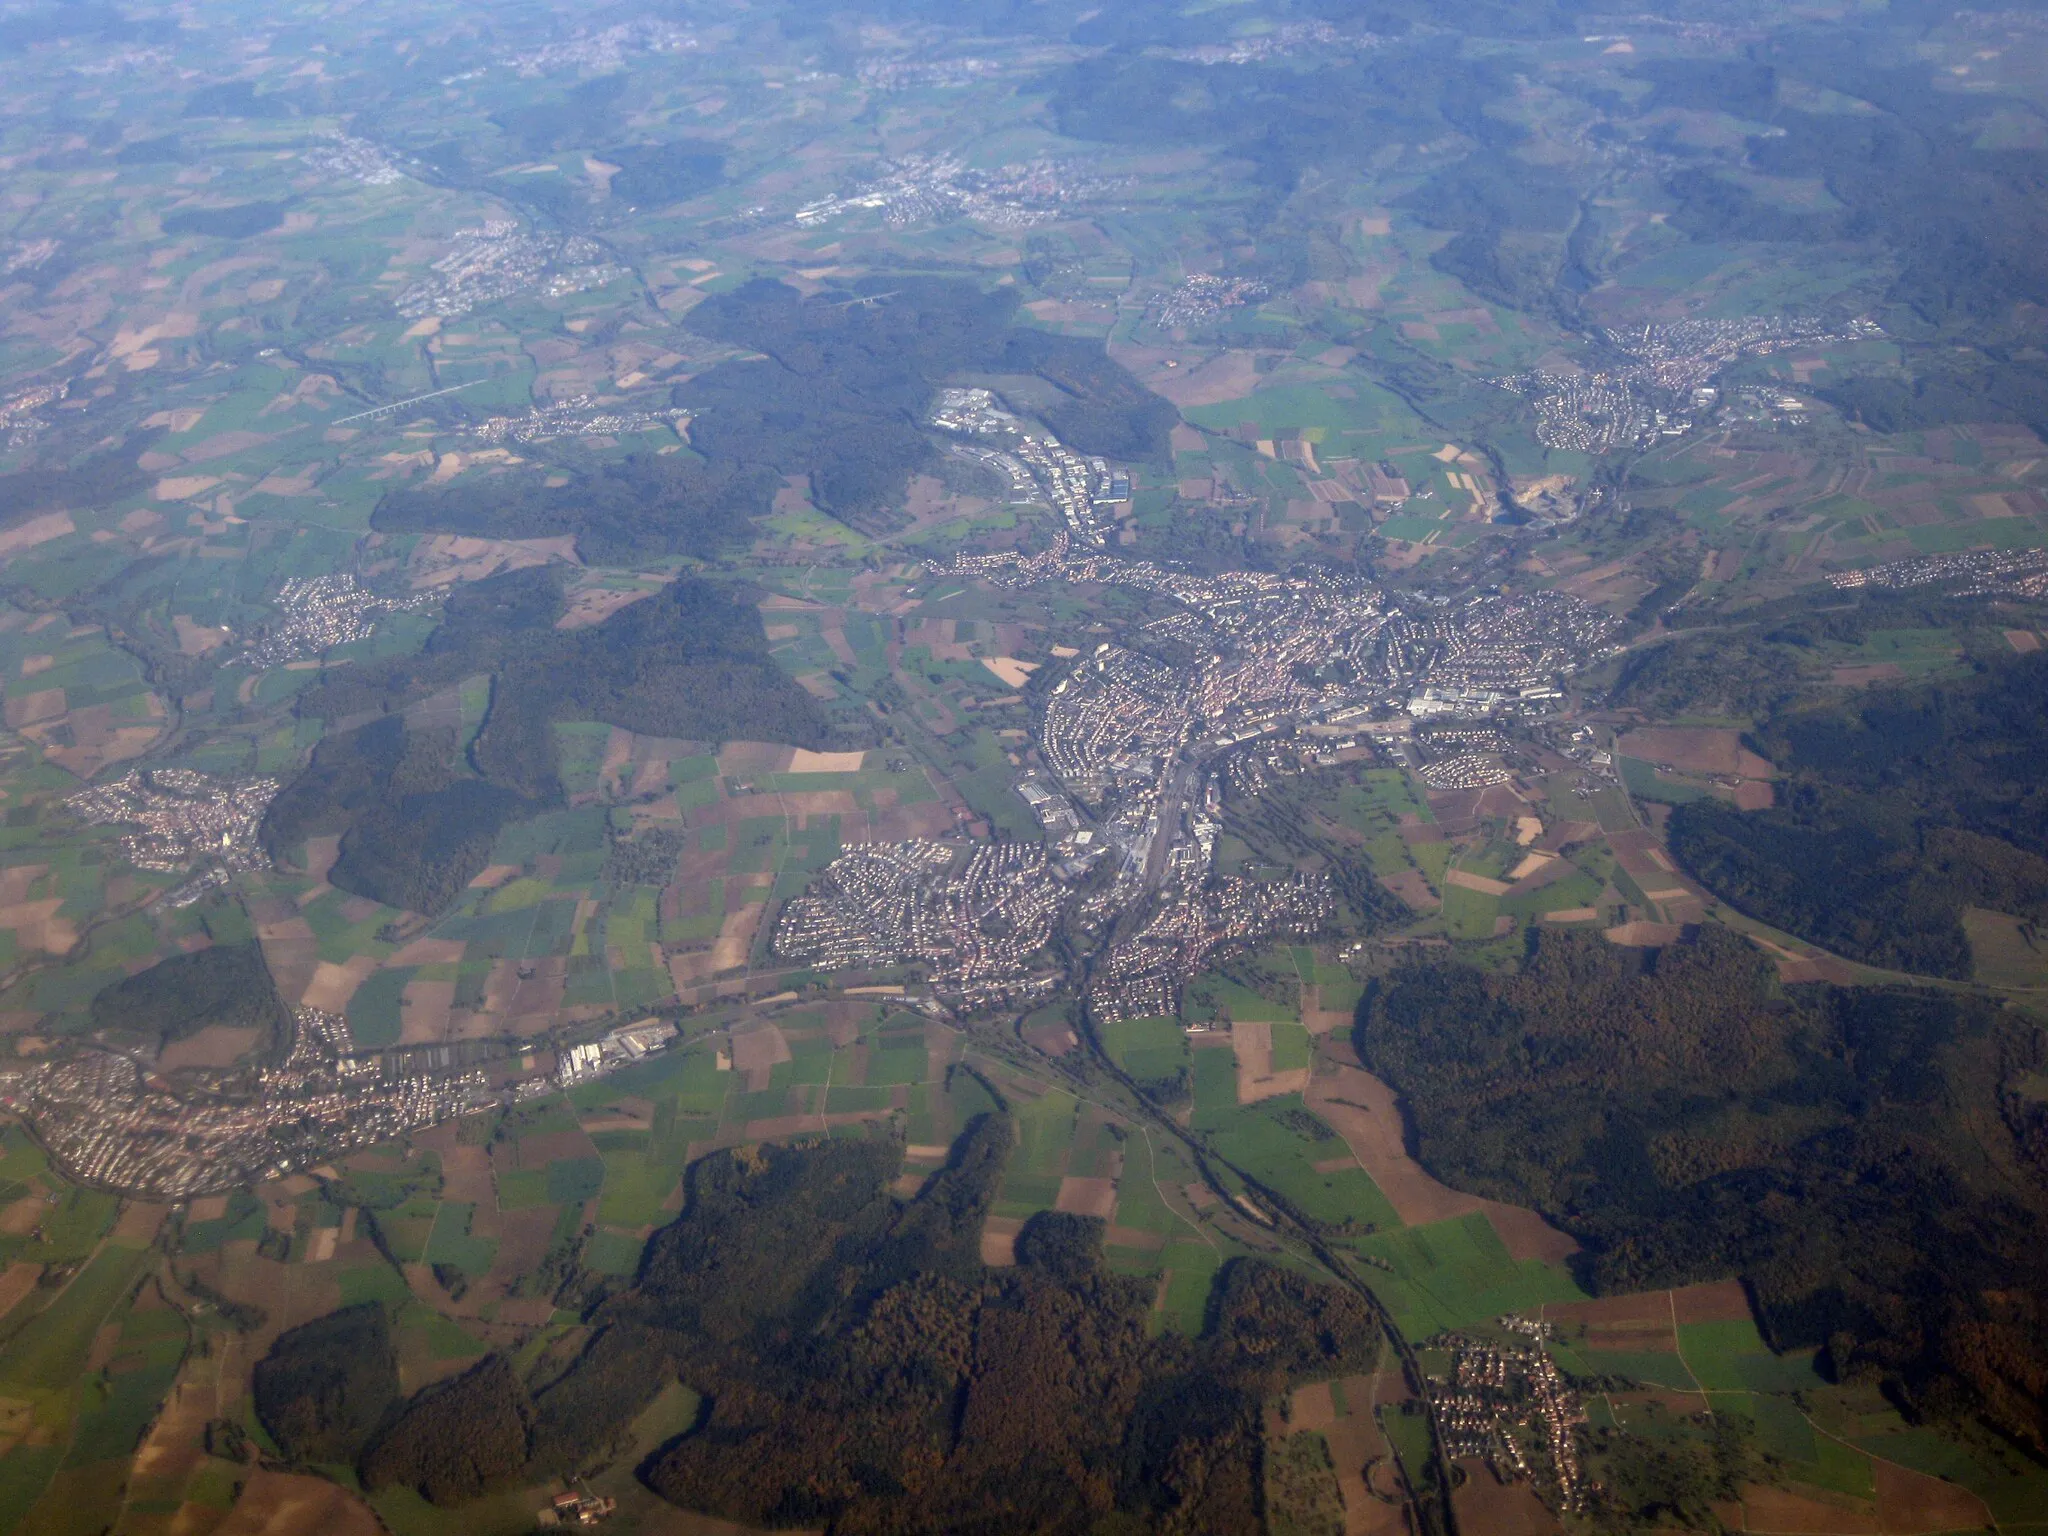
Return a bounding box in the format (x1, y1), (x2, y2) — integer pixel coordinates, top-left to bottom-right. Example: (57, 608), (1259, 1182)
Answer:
(65, 767), (280, 874)
(1161, 20), (1386, 64)
(773, 839), (1070, 1015)
(14, 520), (1626, 1191)
(928, 388), (1129, 545)
(0, 379), (65, 450)
(1154, 273), (1270, 329)
(0, 1042), (491, 1199)
(855, 56), (1004, 91)
(301, 132), (407, 186)
(1089, 840), (1334, 1023)
(777, 541), (1620, 1021)
(502, 17), (698, 77)
(469, 395), (690, 446)
(1494, 314), (1881, 451)
(1828, 544), (2048, 599)
(793, 154), (1125, 233)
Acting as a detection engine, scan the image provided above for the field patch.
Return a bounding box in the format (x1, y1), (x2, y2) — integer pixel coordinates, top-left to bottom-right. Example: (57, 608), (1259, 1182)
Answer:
(1546, 1289), (1680, 1355)
(1615, 727), (1775, 779)
(214, 1470), (382, 1536)
(1232, 1019), (1309, 1103)
(1356, 1211), (1588, 1341)
(1307, 1043), (1576, 1262)
(787, 748), (867, 772)
(1100, 1015), (1191, 1085)
(1055, 1176), (1117, 1220)
(1963, 906), (2048, 988)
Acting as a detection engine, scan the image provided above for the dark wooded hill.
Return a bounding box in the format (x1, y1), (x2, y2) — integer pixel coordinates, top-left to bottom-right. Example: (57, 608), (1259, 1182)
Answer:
(1670, 650), (2048, 977)
(343, 1116), (1382, 1533)
(372, 276), (1176, 551)
(1357, 926), (2048, 1453)
(262, 568), (834, 913)
(252, 1302), (401, 1464)
(87, 940), (290, 1057)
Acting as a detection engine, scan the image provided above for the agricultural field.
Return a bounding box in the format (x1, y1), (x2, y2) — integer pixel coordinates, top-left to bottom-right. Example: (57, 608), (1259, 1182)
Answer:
(1527, 1279), (2030, 1536)
(1, 0), (2047, 1529)
(0, 1003), (1409, 1533)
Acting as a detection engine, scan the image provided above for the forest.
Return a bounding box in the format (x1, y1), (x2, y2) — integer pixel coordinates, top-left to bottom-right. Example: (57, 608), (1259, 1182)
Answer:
(1614, 588), (2043, 719)
(374, 276), (1174, 550)
(997, 329), (1179, 461)
(87, 940), (290, 1056)
(253, 1302), (401, 1464)
(328, 1117), (1382, 1532)
(360, 1353), (535, 1505)
(464, 570), (837, 797)
(371, 453), (767, 567)
(602, 140), (726, 208)
(0, 433), (158, 534)
(678, 276), (1175, 529)
(1357, 927), (2048, 1452)
(262, 568), (832, 912)
(1606, 631), (1806, 723)
(1668, 651), (2048, 976)
(491, 74), (626, 156)
(261, 714), (533, 916)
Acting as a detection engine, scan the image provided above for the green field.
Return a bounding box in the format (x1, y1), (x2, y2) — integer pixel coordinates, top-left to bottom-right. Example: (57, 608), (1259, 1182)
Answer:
(1354, 1213), (1588, 1340)
(594, 1147), (681, 1230)
(0, 1242), (154, 1395)
(1678, 1318), (1828, 1393)
(422, 1202), (496, 1278)
(1099, 1015), (1191, 1085)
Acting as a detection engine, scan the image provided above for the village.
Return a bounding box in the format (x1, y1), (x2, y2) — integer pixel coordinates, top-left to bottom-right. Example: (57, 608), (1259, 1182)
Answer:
(244, 572), (438, 668)
(0, 1044), (490, 1199)
(1155, 273), (1270, 328)
(394, 221), (627, 322)
(1426, 1318), (1589, 1518)
(1495, 314), (1881, 451)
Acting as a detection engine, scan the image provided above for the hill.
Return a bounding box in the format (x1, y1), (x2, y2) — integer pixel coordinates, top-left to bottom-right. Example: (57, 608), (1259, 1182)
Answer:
(360, 1353), (534, 1505)
(1356, 927), (2048, 1453)
(262, 569), (832, 912)
(252, 1302), (401, 1465)
(1669, 651), (2048, 977)
(87, 941), (290, 1056)
(373, 277), (1175, 551)
(346, 1117), (1380, 1530)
